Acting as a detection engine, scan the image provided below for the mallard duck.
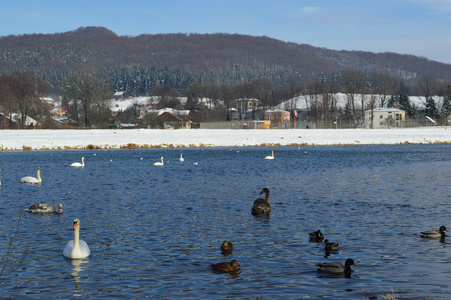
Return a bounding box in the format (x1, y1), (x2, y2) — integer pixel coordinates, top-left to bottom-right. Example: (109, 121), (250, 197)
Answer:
(420, 225), (448, 238)
(211, 259), (241, 273)
(323, 239), (340, 251)
(316, 258), (357, 276)
(25, 202), (62, 214)
(251, 188), (271, 216)
(220, 240), (233, 251)
(309, 230), (324, 242)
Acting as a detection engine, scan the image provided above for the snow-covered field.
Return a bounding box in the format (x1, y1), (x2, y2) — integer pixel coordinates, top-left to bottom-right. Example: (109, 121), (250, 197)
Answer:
(1, 127), (450, 151)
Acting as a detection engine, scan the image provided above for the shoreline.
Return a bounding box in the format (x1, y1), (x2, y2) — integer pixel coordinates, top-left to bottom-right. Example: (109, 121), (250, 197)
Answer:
(1, 127), (451, 151)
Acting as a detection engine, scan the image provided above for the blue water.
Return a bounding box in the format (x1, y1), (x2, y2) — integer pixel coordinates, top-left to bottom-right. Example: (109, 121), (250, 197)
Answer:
(0, 144), (450, 299)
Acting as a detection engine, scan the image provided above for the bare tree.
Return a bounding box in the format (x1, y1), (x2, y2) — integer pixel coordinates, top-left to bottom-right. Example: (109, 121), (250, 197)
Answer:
(6, 72), (51, 129)
(64, 68), (112, 127)
(373, 70), (398, 107)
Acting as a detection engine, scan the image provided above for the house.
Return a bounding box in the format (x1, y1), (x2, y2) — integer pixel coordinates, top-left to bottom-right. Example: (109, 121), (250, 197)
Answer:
(234, 98), (261, 119)
(264, 109), (291, 129)
(364, 107), (406, 129)
(114, 91), (126, 100)
(145, 108), (192, 129)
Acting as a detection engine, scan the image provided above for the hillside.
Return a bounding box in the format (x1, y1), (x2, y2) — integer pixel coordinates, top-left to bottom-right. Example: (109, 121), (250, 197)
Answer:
(1, 26), (451, 87)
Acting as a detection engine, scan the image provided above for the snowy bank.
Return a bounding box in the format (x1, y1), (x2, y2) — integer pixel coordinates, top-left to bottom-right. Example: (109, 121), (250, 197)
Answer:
(1, 127), (451, 151)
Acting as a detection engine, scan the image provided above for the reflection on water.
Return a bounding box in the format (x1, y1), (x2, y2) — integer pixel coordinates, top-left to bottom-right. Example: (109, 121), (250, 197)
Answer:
(0, 144), (450, 299)
(68, 258), (89, 296)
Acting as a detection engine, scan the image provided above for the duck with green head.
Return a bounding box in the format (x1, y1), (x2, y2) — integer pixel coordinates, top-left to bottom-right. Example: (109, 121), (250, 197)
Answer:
(309, 229), (324, 242)
(420, 225), (448, 238)
(323, 239), (340, 251)
(316, 258), (357, 277)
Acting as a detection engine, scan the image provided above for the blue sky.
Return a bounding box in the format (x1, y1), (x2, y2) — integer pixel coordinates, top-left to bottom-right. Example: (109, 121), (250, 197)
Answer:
(1, 0), (451, 64)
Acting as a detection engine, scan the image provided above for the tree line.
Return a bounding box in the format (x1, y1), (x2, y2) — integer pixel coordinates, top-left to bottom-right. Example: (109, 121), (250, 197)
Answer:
(1, 68), (451, 129)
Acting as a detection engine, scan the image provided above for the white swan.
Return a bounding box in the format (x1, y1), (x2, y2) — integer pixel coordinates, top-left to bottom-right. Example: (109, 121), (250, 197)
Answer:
(264, 151), (274, 160)
(63, 218), (90, 259)
(179, 154), (184, 162)
(154, 156), (164, 166)
(25, 202), (62, 214)
(0, 168), (2, 186)
(71, 157), (85, 167)
(20, 167), (42, 184)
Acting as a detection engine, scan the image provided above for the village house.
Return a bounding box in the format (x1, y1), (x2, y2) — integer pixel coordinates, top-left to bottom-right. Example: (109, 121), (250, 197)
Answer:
(364, 107), (406, 129)
(264, 109), (291, 129)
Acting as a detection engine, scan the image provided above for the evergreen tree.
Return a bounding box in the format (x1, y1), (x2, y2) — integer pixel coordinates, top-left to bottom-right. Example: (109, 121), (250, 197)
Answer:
(441, 85), (451, 118)
(425, 97), (439, 119)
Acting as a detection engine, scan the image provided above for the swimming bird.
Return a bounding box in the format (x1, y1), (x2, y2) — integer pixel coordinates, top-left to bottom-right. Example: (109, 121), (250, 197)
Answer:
(323, 239), (340, 251)
(154, 156), (164, 166)
(309, 230), (324, 242)
(211, 259), (241, 273)
(179, 153), (184, 162)
(25, 202), (62, 214)
(420, 226), (448, 238)
(264, 151), (274, 160)
(20, 167), (42, 184)
(316, 258), (357, 276)
(63, 218), (90, 259)
(70, 157), (85, 167)
(251, 188), (271, 216)
(220, 240), (233, 251)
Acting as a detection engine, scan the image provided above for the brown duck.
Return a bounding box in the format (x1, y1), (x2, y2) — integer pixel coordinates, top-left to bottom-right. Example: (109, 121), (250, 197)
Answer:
(211, 259), (241, 273)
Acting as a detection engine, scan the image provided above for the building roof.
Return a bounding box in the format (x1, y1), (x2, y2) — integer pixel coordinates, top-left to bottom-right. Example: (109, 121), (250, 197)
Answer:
(365, 107), (405, 113)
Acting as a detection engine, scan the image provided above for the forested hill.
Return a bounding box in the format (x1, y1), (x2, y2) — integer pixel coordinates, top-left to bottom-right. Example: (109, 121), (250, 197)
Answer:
(1, 26), (451, 86)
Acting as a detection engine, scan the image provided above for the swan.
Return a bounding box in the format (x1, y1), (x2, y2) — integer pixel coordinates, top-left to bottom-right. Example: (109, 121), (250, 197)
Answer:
(264, 151), (274, 160)
(420, 225), (448, 238)
(154, 156), (164, 166)
(20, 167), (41, 184)
(251, 188), (271, 216)
(26, 202), (62, 213)
(0, 168), (2, 186)
(63, 218), (90, 259)
(316, 258), (357, 276)
(70, 157), (85, 167)
(211, 259), (241, 273)
(179, 154), (184, 162)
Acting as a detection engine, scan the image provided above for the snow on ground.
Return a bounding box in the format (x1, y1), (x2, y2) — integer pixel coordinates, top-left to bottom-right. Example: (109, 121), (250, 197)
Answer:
(1, 127), (450, 151)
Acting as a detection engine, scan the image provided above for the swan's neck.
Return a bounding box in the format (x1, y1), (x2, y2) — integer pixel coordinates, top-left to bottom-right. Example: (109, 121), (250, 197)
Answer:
(74, 225), (80, 246)
(271, 151), (274, 157)
(37, 169), (41, 181)
(81, 159), (85, 167)
(161, 157), (164, 164)
(264, 191), (270, 203)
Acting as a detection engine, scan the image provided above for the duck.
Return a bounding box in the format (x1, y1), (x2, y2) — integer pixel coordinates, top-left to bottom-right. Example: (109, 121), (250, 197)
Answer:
(63, 218), (90, 259)
(316, 258), (357, 276)
(309, 230), (324, 242)
(70, 157), (85, 167)
(220, 240), (233, 251)
(211, 259), (241, 273)
(264, 151), (274, 160)
(420, 225), (448, 238)
(154, 156), (164, 166)
(323, 239), (340, 251)
(179, 154), (184, 162)
(25, 202), (62, 214)
(251, 188), (271, 216)
(20, 167), (42, 184)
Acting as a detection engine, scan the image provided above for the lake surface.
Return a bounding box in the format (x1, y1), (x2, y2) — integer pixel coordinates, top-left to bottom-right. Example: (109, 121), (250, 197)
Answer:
(0, 144), (450, 299)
